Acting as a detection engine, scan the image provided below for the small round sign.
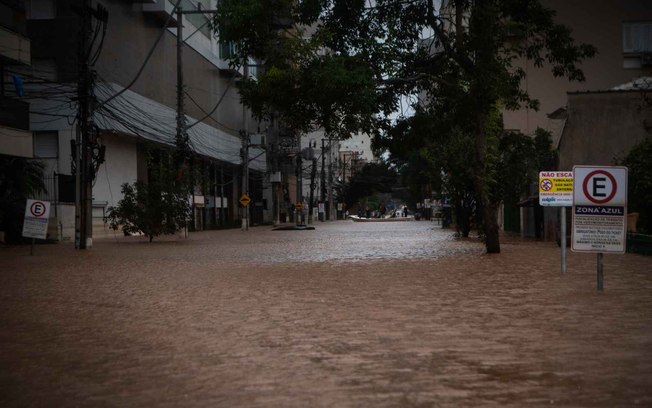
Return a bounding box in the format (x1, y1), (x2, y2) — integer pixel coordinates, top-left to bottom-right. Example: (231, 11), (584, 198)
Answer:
(540, 179), (553, 191)
(30, 201), (47, 218)
(582, 170), (617, 205)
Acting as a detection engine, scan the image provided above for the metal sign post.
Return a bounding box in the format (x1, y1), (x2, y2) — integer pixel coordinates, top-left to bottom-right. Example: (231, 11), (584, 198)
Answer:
(560, 209), (567, 273)
(239, 193), (251, 231)
(597, 253), (604, 291)
(539, 171), (573, 274)
(572, 166), (628, 291)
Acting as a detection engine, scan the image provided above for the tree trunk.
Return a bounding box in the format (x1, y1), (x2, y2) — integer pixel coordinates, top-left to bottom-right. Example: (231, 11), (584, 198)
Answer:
(468, 1), (501, 254)
(483, 201), (501, 253)
(473, 118), (501, 254)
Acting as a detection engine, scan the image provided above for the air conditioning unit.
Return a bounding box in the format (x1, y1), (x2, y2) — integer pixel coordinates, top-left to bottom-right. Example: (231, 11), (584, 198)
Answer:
(642, 53), (652, 66)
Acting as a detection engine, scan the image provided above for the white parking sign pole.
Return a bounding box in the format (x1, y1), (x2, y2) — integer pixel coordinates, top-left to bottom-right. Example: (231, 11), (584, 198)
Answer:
(572, 166), (628, 291)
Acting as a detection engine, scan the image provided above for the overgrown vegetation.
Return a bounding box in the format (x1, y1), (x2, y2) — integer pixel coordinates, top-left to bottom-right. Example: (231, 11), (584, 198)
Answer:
(106, 150), (191, 242)
(336, 162), (399, 211)
(0, 156), (46, 244)
(214, 0), (594, 252)
(622, 138), (652, 233)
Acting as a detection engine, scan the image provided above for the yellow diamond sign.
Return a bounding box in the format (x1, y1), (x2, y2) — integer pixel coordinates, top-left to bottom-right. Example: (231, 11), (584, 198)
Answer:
(239, 194), (251, 207)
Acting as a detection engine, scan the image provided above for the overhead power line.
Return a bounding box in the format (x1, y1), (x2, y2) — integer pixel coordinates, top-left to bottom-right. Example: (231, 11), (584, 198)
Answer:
(97, 0), (182, 109)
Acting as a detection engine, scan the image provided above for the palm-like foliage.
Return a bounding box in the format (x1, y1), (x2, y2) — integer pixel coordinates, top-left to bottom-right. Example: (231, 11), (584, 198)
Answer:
(0, 156), (46, 243)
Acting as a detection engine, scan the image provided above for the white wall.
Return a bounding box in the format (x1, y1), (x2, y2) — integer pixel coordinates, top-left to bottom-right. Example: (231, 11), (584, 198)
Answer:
(339, 133), (375, 162)
(92, 134), (138, 208)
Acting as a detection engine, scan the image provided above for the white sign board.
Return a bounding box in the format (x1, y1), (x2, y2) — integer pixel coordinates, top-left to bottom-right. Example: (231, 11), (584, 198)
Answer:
(539, 171), (573, 206)
(22, 199), (51, 240)
(571, 166), (628, 253)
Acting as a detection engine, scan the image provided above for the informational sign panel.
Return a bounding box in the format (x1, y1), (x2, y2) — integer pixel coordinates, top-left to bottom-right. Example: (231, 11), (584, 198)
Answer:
(572, 166), (628, 253)
(539, 171), (573, 206)
(22, 199), (51, 240)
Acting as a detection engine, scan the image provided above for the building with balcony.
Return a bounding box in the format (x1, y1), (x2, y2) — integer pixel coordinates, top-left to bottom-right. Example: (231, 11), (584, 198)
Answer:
(13, 0), (270, 242)
(0, 0), (32, 158)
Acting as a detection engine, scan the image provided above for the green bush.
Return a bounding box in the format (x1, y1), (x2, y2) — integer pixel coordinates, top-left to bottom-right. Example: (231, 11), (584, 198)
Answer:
(107, 181), (190, 242)
(622, 138), (652, 233)
(0, 156), (46, 244)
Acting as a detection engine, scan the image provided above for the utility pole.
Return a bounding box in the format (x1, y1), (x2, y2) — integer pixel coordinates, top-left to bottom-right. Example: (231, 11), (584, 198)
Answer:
(174, 6), (219, 232)
(74, 0), (106, 249)
(309, 157), (317, 224)
(295, 153), (303, 225)
(174, 6), (219, 160)
(328, 139), (335, 220)
(271, 143), (281, 226)
(241, 58), (249, 231)
(241, 129), (249, 231)
(320, 139), (327, 221)
(176, 5), (188, 165)
(75, 0), (92, 249)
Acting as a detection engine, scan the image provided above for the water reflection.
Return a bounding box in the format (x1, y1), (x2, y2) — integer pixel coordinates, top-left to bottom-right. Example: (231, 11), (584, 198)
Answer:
(227, 221), (483, 264)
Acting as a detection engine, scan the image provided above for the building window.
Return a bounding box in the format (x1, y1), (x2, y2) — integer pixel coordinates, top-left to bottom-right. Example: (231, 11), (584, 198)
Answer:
(219, 41), (237, 60)
(33, 131), (58, 159)
(623, 22), (652, 54)
(33, 131), (58, 175)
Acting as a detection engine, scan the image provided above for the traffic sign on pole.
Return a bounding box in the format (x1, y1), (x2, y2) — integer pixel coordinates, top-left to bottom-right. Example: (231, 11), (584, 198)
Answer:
(239, 194), (251, 207)
(539, 171), (573, 274)
(22, 199), (51, 240)
(571, 166), (628, 254)
(538, 171), (573, 207)
(572, 166), (628, 291)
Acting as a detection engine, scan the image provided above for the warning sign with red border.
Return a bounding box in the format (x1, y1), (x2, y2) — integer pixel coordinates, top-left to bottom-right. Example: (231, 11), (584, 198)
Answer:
(572, 166), (628, 253)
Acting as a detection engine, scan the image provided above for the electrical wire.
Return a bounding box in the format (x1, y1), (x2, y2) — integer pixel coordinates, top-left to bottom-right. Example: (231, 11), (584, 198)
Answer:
(185, 72), (238, 131)
(97, 0), (183, 109)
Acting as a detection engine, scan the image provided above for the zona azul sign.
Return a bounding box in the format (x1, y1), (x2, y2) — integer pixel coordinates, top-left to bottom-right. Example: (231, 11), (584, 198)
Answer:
(571, 166), (628, 254)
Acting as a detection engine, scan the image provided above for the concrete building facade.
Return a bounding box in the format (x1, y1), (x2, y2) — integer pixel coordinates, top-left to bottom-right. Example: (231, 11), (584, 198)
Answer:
(503, 0), (652, 140)
(0, 0), (32, 158)
(2, 0), (275, 242)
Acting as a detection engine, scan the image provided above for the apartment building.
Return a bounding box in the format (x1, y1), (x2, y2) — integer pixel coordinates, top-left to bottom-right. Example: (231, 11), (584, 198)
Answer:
(0, 0), (32, 158)
(5, 0), (272, 241)
(506, 0), (652, 239)
(504, 0), (652, 140)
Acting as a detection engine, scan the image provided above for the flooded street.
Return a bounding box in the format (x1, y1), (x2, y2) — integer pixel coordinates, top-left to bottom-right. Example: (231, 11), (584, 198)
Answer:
(1, 221), (651, 407)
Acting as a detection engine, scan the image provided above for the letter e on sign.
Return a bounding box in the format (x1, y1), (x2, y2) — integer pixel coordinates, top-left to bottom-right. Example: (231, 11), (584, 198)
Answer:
(582, 170), (617, 204)
(574, 166), (627, 207)
(572, 166), (628, 254)
(30, 201), (47, 218)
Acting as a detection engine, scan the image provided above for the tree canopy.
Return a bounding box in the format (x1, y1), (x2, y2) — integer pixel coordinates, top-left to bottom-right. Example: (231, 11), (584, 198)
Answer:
(214, 0), (595, 252)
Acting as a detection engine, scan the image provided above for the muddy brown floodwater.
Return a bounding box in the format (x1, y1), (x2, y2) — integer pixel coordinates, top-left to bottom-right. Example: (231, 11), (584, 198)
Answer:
(1, 221), (651, 407)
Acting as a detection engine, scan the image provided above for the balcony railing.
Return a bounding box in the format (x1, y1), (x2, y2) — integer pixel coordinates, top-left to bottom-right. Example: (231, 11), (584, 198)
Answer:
(0, 25), (31, 65)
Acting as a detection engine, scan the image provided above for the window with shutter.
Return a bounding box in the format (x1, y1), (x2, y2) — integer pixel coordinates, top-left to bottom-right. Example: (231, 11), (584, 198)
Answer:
(623, 22), (652, 53)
